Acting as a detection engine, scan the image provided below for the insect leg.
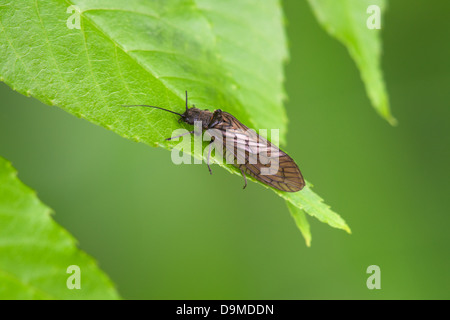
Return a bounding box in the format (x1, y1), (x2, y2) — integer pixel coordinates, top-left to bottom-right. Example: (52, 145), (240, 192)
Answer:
(166, 130), (194, 141)
(240, 167), (247, 189)
(206, 137), (215, 175)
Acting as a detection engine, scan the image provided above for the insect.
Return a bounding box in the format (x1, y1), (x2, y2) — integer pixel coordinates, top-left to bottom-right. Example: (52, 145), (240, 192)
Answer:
(123, 92), (305, 192)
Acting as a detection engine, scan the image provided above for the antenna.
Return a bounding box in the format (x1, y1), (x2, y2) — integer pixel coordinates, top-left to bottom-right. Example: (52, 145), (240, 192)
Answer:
(185, 91), (189, 112)
(122, 105), (182, 117)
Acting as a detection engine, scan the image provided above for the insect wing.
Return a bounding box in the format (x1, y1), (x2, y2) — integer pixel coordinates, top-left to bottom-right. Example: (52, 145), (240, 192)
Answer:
(217, 113), (305, 192)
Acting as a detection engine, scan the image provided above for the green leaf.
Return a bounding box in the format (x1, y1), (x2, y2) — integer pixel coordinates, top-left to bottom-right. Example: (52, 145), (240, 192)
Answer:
(0, 0), (288, 144)
(307, 0), (396, 125)
(0, 0), (350, 245)
(286, 202), (312, 247)
(280, 182), (351, 234)
(0, 156), (120, 299)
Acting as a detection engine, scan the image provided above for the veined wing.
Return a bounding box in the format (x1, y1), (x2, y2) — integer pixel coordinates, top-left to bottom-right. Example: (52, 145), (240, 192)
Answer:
(214, 112), (305, 192)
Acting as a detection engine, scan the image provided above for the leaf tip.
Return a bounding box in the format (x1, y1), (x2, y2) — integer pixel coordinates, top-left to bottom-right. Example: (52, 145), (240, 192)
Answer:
(305, 237), (312, 247)
(387, 115), (398, 127)
(344, 225), (352, 234)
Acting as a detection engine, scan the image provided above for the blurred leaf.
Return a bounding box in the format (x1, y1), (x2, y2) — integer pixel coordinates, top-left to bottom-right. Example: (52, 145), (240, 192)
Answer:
(0, 156), (120, 299)
(286, 202), (311, 247)
(308, 0), (396, 125)
(0, 0), (349, 245)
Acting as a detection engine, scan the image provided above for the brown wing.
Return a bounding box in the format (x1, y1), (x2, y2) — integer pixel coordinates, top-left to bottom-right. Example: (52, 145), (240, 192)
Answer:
(215, 112), (305, 192)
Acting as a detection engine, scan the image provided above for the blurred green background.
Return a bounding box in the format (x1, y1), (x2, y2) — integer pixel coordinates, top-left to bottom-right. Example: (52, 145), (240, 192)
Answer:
(0, 0), (449, 299)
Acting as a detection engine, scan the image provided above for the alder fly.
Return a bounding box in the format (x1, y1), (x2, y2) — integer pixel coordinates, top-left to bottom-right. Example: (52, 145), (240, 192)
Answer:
(123, 92), (305, 192)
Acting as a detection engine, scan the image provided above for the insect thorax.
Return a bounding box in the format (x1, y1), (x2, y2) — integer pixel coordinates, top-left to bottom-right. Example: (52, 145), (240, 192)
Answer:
(183, 108), (215, 128)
